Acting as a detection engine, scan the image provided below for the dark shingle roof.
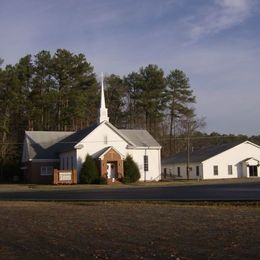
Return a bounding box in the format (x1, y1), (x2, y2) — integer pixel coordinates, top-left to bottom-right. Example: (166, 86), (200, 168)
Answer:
(25, 131), (74, 160)
(25, 124), (99, 159)
(162, 142), (241, 164)
(24, 122), (161, 161)
(57, 124), (99, 152)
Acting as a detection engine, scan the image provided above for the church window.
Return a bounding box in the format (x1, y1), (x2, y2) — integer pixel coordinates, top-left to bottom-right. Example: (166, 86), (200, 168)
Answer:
(228, 165), (233, 175)
(41, 166), (53, 176)
(177, 167), (181, 177)
(213, 165), (218, 175)
(71, 156), (74, 170)
(144, 155), (149, 171)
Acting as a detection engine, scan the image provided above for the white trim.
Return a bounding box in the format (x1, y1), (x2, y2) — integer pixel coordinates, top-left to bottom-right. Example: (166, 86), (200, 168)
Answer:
(243, 157), (259, 163)
(127, 146), (161, 150)
(73, 121), (135, 149)
(98, 146), (125, 160)
(105, 121), (136, 146)
(243, 140), (260, 149)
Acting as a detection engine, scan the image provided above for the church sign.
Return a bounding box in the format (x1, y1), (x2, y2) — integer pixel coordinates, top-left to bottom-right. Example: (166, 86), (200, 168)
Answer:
(59, 171), (72, 181)
(53, 169), (77, 185)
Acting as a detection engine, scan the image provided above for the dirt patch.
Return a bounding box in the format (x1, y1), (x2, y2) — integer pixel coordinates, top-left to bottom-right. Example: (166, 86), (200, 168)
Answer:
(0, 202), (259, 259)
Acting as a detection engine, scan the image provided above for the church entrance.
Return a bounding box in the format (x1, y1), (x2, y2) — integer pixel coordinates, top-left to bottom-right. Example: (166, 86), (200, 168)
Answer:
(98, 147), (124, 183)
(107, 162), (116, 181)
(249, 165), (258, 177)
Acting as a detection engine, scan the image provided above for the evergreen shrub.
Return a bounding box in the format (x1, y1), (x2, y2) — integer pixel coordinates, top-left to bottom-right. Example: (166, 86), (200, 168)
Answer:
(123, 155), (140, 183)
(80, 154), (100, 184)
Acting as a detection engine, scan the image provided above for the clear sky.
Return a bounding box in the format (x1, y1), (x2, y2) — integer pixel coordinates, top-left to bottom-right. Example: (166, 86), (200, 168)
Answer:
(1, 0), (259, 135)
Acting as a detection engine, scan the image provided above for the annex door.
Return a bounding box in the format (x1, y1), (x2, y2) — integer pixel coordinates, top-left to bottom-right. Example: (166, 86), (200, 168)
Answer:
(249, 166), (258, 177)
(107, 163), (116, 180)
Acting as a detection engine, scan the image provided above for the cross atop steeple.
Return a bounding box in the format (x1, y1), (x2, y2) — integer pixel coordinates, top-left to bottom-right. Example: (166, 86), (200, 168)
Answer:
(98, 72), (109, 123)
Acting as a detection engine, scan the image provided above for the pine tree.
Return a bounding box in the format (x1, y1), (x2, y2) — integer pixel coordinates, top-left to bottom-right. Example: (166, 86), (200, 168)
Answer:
(166, 69), (196, 154)
(124, 64), (166, 136)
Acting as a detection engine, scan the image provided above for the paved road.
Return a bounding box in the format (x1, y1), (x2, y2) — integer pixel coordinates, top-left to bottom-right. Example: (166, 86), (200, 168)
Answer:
(0, 181), (260, 201)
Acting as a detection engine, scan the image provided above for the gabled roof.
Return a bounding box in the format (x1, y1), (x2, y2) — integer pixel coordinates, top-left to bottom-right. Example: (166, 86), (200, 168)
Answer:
(24, 124), (99, 159)
(243, 157), (260, 163)
(25, 131), (74, 160)
(23, 122), (161, 161)
(58, 123), (99, 152)
(92, 146), (125, 159)
(119, 129), (161, 148)
(162, 142), (243, 164)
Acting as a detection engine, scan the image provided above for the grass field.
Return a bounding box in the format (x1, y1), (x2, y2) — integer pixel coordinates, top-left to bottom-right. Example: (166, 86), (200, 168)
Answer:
(0, 201), (259, 259)
(1, 177), (259, 192)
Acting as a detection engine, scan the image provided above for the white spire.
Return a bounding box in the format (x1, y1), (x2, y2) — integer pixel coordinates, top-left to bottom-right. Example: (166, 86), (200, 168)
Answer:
(98, 72), (109, 123)
(101, 72), (106, 109)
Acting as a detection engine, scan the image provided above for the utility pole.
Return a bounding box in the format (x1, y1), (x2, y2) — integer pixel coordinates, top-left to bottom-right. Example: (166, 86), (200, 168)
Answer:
(186, 120), (190, 180)
(144, 149), (148, 182)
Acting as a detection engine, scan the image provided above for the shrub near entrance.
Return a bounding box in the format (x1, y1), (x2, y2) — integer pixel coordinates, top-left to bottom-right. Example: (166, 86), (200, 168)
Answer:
(80, 154), (100, 184)
(123, 155), (140, 183)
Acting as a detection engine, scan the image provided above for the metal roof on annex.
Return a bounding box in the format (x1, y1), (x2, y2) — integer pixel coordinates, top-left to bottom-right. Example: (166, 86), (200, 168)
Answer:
(162, 142), (242, 164)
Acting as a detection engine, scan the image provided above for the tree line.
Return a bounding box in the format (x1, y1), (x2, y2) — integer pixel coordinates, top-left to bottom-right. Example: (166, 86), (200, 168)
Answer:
(0, 49), (259, 180)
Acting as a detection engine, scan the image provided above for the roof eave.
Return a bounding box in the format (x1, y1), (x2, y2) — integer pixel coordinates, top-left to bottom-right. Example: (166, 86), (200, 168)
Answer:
(127, 145), (161, 150)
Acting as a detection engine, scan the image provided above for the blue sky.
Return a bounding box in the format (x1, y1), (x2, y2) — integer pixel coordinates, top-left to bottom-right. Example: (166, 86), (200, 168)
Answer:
(1, 0), (260, 135)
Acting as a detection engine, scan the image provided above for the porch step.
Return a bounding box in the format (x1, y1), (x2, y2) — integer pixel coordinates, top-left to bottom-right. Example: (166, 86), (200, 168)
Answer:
(107, 179), (121, 185)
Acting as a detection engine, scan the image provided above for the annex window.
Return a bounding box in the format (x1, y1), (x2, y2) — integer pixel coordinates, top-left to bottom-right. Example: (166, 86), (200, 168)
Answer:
(144, 155), (149, 171)
(196, 166), (200, 177)
(177, 167), (181, 177)
(163, 168), (167, 178)
(228, 165), (233, 175)
(40, 166), (53, 176)
(213, 165), (218, 176)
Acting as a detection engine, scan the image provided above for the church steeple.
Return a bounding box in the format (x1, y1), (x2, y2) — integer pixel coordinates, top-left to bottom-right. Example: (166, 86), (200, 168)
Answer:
(98, 72), (109, 123)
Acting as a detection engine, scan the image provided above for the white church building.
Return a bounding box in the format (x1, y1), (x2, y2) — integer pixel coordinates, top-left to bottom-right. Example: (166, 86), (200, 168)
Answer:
(162, 141), (260, 180)
(22, 76), (162, 184)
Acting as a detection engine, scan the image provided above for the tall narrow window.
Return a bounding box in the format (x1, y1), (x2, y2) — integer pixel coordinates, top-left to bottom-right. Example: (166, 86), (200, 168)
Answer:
(177, 167), (181, 177)
(213, 165), (218, 175)
(144, 155), (149, 171)
(196, 166), (200, 177)
(66, 157), (69, 170)
(71, 156), (74, 170)
(228, 165), (233, 175)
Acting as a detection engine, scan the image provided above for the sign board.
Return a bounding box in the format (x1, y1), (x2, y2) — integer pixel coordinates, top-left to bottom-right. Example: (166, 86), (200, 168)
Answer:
(59, 171), (72, 181)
